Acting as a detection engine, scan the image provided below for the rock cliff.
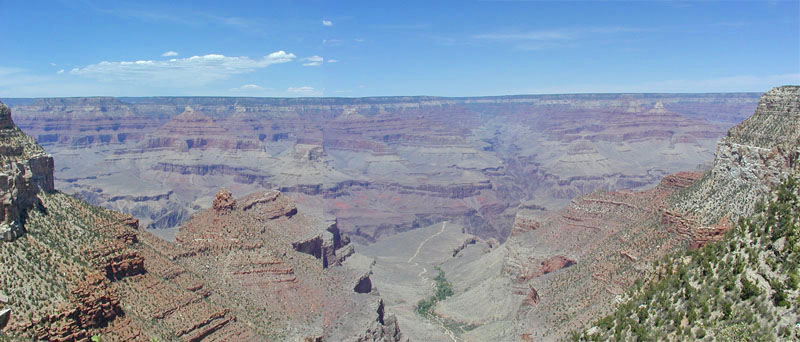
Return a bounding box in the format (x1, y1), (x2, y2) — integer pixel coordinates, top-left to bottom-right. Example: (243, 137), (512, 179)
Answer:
(671, 86), (800, 225)
(0, 101), (54, 241)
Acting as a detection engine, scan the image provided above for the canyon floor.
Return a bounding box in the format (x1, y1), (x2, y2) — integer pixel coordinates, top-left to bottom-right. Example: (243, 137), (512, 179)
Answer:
(355, 221), (490, 342)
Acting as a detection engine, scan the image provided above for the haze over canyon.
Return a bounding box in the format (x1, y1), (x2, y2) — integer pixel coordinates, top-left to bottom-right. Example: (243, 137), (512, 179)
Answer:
(4, 93), (760, 243)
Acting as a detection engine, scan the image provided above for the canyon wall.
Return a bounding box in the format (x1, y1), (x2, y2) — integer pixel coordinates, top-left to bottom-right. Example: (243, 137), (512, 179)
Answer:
(391, 86), (798, 341)
(6, 93), (759, 242)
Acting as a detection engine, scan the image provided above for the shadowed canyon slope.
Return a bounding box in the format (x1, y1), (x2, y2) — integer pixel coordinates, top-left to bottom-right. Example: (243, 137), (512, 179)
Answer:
(7, 93), (759, 242)
(0, 100), (407, 341)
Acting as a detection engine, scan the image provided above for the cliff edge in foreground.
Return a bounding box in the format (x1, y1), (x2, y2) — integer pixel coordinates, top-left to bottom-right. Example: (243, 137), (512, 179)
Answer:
(0, 101), (54, 241)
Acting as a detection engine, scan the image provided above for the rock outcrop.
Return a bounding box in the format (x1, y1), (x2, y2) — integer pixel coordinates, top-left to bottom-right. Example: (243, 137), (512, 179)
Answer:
(173, 189), (406, 341)
(0, 101), (54, 241)
(672, 86), (800, 225)
(212, 187), (236, 214)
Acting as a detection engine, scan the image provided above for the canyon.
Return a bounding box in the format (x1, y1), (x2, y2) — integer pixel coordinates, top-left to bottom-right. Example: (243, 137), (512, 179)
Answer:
(0, 100), (407, 341)
(358, 86), (800, 341)
(4, 88), (795, 341)
(5, 93), (760, 243)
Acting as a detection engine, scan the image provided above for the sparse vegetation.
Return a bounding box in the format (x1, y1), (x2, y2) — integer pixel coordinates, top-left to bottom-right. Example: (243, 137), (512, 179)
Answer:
(415, 267), (454, 317)
(574, 177), (800, 341)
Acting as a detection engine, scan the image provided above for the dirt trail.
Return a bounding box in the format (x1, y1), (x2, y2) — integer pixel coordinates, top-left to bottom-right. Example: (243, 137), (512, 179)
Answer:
(408, 221), (448, 263)
(406, 222), (458, 342)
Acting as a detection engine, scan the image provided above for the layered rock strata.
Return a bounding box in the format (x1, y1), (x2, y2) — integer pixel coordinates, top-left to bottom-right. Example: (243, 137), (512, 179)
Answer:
(7, 93), (759, 242)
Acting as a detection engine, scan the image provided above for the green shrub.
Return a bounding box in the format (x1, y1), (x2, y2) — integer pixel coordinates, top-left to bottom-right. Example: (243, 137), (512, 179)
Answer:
(740, 277), (761, 300)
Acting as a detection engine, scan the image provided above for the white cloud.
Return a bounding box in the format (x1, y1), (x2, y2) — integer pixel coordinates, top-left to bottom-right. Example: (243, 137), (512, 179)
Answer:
(161, 51), (179, 57)
(233, 84), (264, 91)
(49, 63), (57, 67)
(327, 59), (338, 63)
(288, 86), (314, 93)
(322, 20), (333, 26)
(302, 55), (324, 67)
(69, 51), (296, 86)
(322, 39), (344, 46)
(228, 84), (275, 95)
(287, 86), (321, 96)
(57, 69), (64, 74)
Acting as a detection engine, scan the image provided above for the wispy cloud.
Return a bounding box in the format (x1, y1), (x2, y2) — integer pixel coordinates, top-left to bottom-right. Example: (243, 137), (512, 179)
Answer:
(228, 84), (275, 95)
(471, 26), (644, 50)
(0, 66), (114, 97)
(231, 84), (265, 91)
(639, 73), (800, 93)
(200, 13), (265, 35)
(69, 51), (296, 86)
(57, 69), (65, 74)
(473, 31), (571, 41)
(90, 4), (267, 35)
(371, 23), (429, 30)
(0, 67), (25, 76)
(327, 59), (338, 63)
(92, 6), (194, 25)
(322, 20), (333, 26)
(161, 51), (179, 57)
(322, 39), (344, 46)
(474, 26), (641, 41)
(287, 86), (321, 96)
(302, 56), (324, 66)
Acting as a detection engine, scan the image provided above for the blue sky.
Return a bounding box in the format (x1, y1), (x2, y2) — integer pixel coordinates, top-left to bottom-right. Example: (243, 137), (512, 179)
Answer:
(0, 0), (798, 97)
